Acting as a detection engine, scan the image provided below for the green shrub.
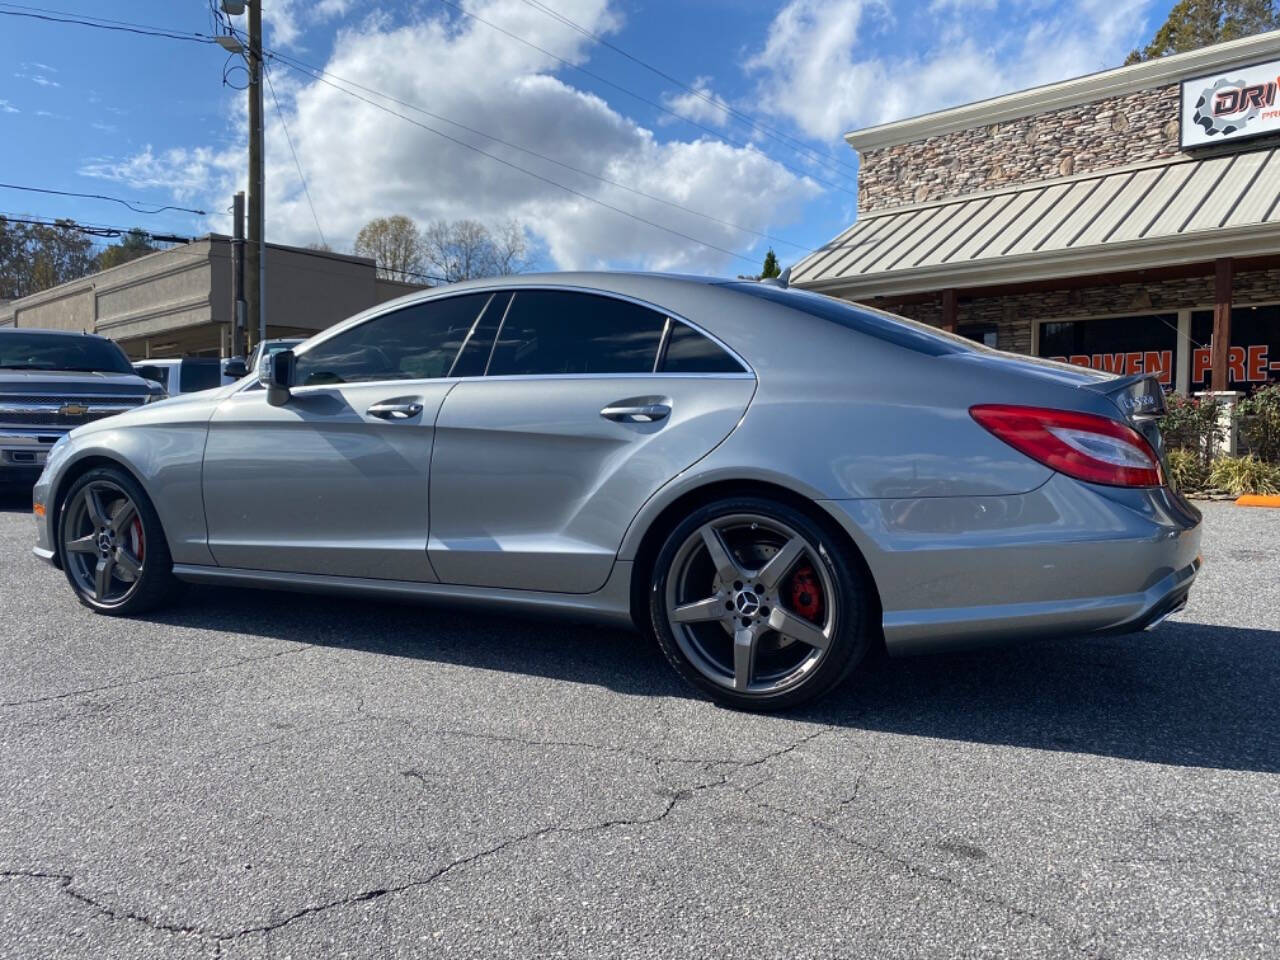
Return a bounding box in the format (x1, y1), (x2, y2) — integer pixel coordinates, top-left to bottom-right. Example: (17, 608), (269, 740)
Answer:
(1166, 448), (1210, 493)
(1237, 384), (1280, 464)
(1208, 455), (1280, 496)
(1159, 393), (1222, 465)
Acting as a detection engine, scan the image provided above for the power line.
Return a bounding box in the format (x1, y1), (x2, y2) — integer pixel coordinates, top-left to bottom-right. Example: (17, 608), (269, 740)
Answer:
(0, 183), (207, 216)
(514, 0), (860, 180)
(263, 45), (812, 253)
(0, 4), (219, 44)
(434, 0), (856, 198)
(261, 46), (763, 267)
(263, 62), (327, 249)
(0, 214), (193, 244)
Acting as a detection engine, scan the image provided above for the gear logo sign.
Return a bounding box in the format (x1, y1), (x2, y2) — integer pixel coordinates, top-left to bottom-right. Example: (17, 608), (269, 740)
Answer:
(1193, 77), (1260, 138)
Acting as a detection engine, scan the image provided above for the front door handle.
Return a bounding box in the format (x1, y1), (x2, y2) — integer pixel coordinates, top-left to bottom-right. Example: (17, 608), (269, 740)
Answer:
(368, 400), (423, 420)
(600, 402), (671, 423)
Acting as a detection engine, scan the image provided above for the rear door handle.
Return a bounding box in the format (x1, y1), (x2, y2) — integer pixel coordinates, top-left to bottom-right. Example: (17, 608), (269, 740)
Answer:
(600, 402), (671, 423)
(367, 400), (423, 420)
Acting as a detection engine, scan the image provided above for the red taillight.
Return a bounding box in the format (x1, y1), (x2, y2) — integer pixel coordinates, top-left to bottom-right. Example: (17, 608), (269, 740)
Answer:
(970, 404), (1162, 488)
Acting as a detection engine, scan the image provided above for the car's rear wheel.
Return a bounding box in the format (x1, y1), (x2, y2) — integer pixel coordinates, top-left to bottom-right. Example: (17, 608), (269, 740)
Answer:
(58, 466), (180, 615)
(648, 496), (874, 711)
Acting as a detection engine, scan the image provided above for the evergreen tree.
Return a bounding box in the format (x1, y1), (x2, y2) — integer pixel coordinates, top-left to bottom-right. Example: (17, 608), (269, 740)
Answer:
(760, 248), (781, 279)
(1126, 0), (1280, 63)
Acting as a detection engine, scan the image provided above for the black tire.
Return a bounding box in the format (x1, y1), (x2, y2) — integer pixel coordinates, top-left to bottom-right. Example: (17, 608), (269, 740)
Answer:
(57, 466), (182, 615)
(647, 495), (875, 711)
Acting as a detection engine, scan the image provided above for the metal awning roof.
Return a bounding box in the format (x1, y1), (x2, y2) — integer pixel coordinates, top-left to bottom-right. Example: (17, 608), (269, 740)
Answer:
(792, 151), (1280, 297)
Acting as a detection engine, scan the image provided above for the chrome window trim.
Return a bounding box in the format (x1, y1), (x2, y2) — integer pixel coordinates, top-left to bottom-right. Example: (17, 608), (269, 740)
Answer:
(289, 283), (755, 382)
(284, 370), (755, 399)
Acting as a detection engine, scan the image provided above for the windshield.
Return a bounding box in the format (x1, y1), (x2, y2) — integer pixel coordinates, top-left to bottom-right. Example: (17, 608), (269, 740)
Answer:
(0, 332), (134, 374)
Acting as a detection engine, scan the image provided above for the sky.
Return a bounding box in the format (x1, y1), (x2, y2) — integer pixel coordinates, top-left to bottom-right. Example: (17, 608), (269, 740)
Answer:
(0, 0), (1183, 277)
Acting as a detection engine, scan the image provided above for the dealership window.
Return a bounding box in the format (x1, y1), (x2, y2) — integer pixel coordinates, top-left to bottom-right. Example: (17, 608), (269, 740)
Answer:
(1037, 314), (1179, 386)
(957, 323), (998, 348)
(1189, 304), (1280, 391)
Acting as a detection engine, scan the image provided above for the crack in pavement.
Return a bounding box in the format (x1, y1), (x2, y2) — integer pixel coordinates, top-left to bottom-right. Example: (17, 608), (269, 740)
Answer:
(0, 644), (316, 709)
(1, 870), (208, 940)
(0, 727), (830, 948)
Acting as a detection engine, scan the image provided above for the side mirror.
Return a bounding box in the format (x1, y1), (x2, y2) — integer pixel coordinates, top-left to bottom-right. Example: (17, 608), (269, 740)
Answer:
(223, 358), (248, 380)
(260, 349), (295, 406)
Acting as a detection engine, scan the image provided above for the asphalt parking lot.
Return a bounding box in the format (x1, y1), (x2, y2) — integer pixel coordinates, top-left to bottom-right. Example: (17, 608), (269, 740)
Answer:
(0, 491), (1276, 959)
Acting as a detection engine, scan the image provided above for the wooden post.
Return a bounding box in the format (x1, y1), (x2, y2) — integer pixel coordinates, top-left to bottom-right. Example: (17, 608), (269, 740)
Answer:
(941, 288), (957, 332)
(1211, 258), (1233, 392)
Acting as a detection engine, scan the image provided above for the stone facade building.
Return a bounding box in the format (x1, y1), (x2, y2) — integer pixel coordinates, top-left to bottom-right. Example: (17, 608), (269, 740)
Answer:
(793, 31), (1280, 395)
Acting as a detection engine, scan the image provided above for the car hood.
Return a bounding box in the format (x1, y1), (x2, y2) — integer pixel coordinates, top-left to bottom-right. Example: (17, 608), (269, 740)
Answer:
(0, 369), (157, 396)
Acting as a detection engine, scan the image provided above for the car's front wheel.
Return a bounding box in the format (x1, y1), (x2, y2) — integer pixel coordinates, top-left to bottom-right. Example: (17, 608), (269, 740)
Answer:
(58, 466), (181, 615)
(648, 496), (875, 711)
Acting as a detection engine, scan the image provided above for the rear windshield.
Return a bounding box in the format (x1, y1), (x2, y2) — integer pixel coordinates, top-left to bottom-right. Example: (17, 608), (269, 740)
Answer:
(724, 283), (983, 358)
(0, 332), (134, 374)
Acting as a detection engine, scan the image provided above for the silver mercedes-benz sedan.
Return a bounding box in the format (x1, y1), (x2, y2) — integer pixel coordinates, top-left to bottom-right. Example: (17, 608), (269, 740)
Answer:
(31, 273), (1201, 710)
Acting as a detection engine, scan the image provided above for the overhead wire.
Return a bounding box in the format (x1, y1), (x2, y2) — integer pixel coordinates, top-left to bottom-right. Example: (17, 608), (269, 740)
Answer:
(262, 45), (812, 253)
(513, 0), (860, 180)
(434, 0), (857, 198)
(0, 4), (220, 44)
(256, 42), (763, 267)
(263, 62), (328, 249)
(0, 183), (207, 216)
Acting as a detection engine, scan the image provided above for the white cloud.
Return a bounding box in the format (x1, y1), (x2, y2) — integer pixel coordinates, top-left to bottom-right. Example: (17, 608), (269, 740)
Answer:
(87, 0), (817, 273)
(14, 72), (60, 88)
(660, 76), (733, 128)
(79, 145), (240, 202)
(0, 100), (18, 114)
(746, 0), (1156, 142)
(224, 0), (356, 50)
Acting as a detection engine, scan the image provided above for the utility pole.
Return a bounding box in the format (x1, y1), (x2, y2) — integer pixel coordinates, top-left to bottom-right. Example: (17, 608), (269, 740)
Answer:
(231, 191), (246, 359)
(245, 0), (266, 352)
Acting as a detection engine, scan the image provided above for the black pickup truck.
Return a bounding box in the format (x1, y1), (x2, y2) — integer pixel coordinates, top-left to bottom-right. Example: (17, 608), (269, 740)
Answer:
(0, 328), (164, 486)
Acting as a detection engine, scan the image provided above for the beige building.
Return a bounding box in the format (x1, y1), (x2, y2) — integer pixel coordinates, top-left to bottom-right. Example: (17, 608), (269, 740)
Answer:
(793, 31), (1280, 396)
(0, 235), (423, 359)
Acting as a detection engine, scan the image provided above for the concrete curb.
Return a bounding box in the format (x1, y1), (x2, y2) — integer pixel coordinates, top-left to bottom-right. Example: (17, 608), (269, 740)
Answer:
(1235, 494), (1280, 508)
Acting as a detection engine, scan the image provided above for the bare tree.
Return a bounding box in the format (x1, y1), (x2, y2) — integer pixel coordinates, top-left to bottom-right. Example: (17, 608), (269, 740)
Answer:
(353, 215), (425, 282)
(421, 218), (529, 283)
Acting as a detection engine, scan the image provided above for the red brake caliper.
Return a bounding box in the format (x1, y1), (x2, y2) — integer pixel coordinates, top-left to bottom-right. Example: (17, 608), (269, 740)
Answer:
(789, 564), (823, 623)
(131, 517), (145, 565)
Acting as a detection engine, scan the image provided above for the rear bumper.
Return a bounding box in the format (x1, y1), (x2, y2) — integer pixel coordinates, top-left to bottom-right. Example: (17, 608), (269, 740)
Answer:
(820, 474), (1202, 656)
(879, 556), (1199, 654)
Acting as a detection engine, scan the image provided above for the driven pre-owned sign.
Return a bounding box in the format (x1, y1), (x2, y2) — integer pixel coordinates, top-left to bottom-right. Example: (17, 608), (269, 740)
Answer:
(1181, 58), (1280, 148)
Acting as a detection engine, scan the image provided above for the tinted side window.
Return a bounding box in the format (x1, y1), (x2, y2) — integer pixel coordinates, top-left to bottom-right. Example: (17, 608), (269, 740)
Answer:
(450, 292), (510, 378)
(661, 322), (745, 373)
(294, 293), (491, 386)
(487, 291), (666, 376)
(179, 360), (222, 393)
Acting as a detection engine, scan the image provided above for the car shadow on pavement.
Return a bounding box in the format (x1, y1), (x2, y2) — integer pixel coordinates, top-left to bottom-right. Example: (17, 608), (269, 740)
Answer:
(0, 488), (33, 513)
(144, 583), (1280, 775)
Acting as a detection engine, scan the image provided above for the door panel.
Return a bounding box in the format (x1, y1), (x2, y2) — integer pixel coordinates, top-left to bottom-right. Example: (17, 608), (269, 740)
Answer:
(203, 381), (451, 579)
(428, 376), (755, 593)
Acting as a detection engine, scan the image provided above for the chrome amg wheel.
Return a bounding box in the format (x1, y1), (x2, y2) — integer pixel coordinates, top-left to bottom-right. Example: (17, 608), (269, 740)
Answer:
(649, 496), (874, 710)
